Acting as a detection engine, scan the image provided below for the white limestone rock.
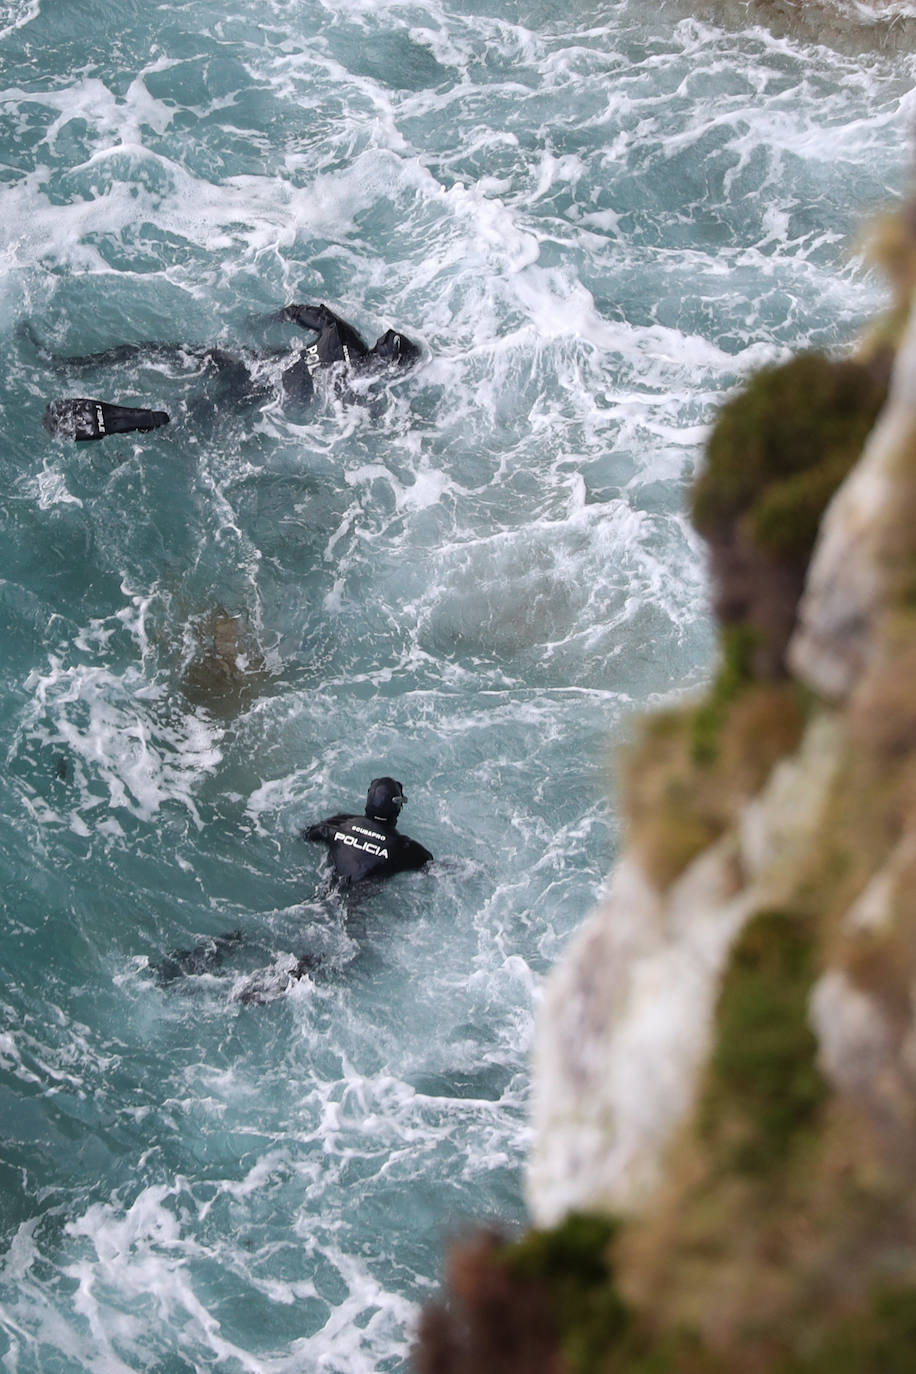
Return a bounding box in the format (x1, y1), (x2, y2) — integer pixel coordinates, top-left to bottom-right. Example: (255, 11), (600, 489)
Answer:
(789, 306), (916, 700)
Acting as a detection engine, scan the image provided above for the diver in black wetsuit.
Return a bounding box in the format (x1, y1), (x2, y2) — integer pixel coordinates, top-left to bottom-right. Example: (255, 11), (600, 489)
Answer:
(29, 303), (422, 440)
(303, 776), (433, 888)
(150, 777), (431, 1000)
(271, 303), (420, 396)
(152, 777), (432, 996)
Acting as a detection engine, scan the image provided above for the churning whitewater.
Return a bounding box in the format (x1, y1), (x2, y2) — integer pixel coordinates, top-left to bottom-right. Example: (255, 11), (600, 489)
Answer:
(0, 0), (913, 1370)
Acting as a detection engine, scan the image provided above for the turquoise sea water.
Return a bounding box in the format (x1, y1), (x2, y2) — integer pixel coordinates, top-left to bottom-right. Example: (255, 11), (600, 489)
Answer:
(0, 1), (913, 1369)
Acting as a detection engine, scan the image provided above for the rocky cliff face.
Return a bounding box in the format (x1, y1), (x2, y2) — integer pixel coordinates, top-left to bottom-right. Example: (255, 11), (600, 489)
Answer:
(415, 205), (916, 1373)
(524, 203), (916, 1365)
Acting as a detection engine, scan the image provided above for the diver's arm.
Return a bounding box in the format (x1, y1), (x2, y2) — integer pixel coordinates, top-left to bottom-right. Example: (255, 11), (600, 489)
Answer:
(399, 836), (434, 869)
(301, 813), (349, 844)
(276, 303), (340, 333)
(276, 304), (371, 359)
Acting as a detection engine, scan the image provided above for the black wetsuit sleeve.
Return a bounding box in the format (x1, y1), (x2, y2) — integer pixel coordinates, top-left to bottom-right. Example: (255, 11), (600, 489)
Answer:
(302, 814), (349, 844)
(398, 836), (434, 870)
(277, 303), (339, 333)
(277, 304), (371, 362)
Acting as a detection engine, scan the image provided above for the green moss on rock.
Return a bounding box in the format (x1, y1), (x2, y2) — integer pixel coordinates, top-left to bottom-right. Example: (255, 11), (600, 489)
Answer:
(700, 909), (828, 1177)
(622, 681), (804, 890)
(503, 1213), (628, 1373)
(786, 1286), (916, 1374)
(415, 1227), (916, 1374)
(413, 1214), (634, 1374)
(690, 351), (887, 677)
(689, 624), (759, 765)
(748, 452), (859, 561)
(692, 353), (887, 560)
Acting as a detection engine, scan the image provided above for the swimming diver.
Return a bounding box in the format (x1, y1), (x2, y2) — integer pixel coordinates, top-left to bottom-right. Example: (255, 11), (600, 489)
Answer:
(29, 303), (422, 440)
(151, 777), (431, 1000)
(303, 776), (433, 888)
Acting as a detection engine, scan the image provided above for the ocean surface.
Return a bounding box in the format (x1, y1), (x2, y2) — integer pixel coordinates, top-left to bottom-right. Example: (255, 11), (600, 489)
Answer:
(0, 1), (913, 1369)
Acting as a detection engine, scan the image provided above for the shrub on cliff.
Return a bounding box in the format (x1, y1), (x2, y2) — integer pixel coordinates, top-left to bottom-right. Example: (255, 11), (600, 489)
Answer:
(691, 351), (888, 677)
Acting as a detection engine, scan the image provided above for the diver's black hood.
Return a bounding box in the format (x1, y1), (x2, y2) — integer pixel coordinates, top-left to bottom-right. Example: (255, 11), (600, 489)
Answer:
(365, 776), (406, 823)
(370, 330), (420, 369)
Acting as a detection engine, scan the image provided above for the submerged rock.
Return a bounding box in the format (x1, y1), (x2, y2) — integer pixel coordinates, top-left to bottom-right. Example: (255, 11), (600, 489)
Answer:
(179, 606), (271, 717)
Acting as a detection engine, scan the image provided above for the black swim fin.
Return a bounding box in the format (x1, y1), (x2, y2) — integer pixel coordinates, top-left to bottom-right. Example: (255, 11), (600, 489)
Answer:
(43, 397), (170, 442)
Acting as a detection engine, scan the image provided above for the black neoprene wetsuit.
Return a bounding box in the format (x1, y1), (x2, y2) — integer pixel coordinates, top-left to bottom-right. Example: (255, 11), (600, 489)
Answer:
(273, 303), (419, 404)
(270, 303), (376, 406)
(303, 812), (433, 887)
(33, 303), (420, 438)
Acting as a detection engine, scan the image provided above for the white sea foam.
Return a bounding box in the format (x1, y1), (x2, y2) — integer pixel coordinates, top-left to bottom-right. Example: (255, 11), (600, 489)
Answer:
(0, 0), (38, 39)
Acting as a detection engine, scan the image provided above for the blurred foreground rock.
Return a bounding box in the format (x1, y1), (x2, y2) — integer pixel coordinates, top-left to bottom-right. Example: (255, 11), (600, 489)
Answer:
(415, 204), (916, 1372)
